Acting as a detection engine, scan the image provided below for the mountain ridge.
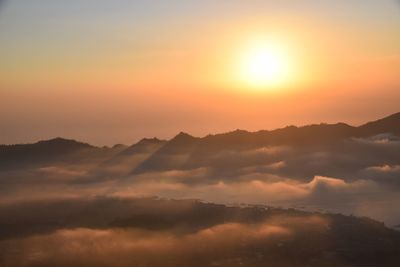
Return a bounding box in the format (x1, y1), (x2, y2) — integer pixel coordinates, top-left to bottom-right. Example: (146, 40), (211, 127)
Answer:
(1, 112), (398, 148)
(1, 112), (399, 172)
(132, 112), (400, 173)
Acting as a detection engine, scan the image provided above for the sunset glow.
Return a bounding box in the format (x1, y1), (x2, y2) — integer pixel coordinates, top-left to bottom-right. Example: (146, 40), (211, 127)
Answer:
(239, 40), (291, 89)
(1, 2), (400, 266)
(0, 0), (399, 145)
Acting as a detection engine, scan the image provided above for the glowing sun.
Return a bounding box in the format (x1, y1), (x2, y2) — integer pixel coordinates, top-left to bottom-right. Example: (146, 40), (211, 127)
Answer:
(239, 41), (291, 88)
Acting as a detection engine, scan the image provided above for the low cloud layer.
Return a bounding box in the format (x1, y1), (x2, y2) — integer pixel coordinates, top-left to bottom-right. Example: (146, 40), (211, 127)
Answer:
(0, 134), (399, 227)
(1, 197), (399, 267)
(0, 222), (293, 267)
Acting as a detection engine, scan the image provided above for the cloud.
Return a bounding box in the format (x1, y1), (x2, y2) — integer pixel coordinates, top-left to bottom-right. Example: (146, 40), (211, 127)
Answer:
(1, 134), (400, 226)
(0, 213), (328, 267)
(37, 166), (88, 180)
(365, 164), (400, 173)
(0, 195), (399, 267)
(1, 163), (399, 225)
(352, 133), (400, 146)
(362, 164), (400, 187)
(304, 175), (376, 195)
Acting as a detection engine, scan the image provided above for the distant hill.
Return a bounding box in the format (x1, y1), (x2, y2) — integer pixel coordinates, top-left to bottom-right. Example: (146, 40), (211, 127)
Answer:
(358, 112), (400, 137)
(1, 112), (399, 173)
(0, 137), (122, 170)
(97, 138), (167, 175)
(134, 112), (400, 173)
(0, 138), (93, 168)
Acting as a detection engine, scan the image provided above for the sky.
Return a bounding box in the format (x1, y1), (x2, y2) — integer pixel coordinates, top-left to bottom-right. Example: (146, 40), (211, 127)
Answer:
(1, 0), (400, 145)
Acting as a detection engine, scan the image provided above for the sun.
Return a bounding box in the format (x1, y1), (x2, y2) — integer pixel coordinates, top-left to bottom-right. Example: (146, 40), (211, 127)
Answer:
(239, 40), (291, 89)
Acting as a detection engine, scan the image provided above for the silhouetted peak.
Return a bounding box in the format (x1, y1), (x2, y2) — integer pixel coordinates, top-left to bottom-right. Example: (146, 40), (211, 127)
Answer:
(112, 144), (126, 149)
(118, 137), (166, 156)
(358, 112), (400, 136)
(385, 112), (400, 120)
(378, 112), (400, 122)
(36, 137), (93, 148)
(335, 122), (352, 127)
(172, 132), (195, 141)
(165, 132), (198, 147)
(128, 137), (166, 149)
(231, 129), (249, 135)
(360, 112), (400, 126)
(285, 125), (297, 129)
(138, 137), (165, 145)
(302, 122), (352, 129)
(264, 125), (296, 135)
(211, 129), (249, 139)
(0, 137), (96, 170)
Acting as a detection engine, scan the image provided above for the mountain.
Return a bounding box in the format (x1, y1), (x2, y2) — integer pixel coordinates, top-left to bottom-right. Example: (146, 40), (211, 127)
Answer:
(358, 112), (400, 137)
(97, 138), (167, 175)
(1, 112), (399, 173)
(0, 137), (93, 153)
(133, 132), (199, 173)
(0, 138), (95, 169)
(0, 137), (129, 171)
(134, 112), (400, 173)
(119, 137), (166, 155)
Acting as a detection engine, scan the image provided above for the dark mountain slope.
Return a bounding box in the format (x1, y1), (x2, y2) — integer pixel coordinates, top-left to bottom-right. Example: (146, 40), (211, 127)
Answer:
(97, 138), (167, 175)
(357, 112), (400, 136)
(133, 132), (200, 172)
(0, 137), (128, 171)
(0, 138), (95, 169)
(134, 113), (399, 173)
(1, 112), (399, 174)
(120, 137), (166, 155)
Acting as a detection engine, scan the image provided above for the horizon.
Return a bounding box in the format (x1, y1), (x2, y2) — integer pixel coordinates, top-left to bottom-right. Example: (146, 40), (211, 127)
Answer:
(1, 2), (400, 266)
(1, 0), (400, 146)
(2, 111), (399, 146)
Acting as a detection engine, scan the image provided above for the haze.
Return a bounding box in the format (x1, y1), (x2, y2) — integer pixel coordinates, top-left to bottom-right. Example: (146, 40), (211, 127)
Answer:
(2, 2), (400, 266)
(1, 0), (399, 145)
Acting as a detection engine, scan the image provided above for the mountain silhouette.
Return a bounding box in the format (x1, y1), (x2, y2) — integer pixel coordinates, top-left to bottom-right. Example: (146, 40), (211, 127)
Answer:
(0, 138), (95, 169)
(96, 138), (167, 175)
(134, 112), (400, 173)
(358, 112), (400, 136)
(1, 112), (399, 173)
(133, 132), (199, 173)
(119, 137), (166, 155)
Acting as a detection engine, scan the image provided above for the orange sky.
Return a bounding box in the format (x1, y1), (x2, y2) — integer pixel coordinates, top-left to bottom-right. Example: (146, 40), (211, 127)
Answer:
(0, 1), (399, 145)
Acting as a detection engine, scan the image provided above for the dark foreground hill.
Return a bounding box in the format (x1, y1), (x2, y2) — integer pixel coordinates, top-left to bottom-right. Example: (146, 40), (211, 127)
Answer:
(0, 197), (399, 267)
